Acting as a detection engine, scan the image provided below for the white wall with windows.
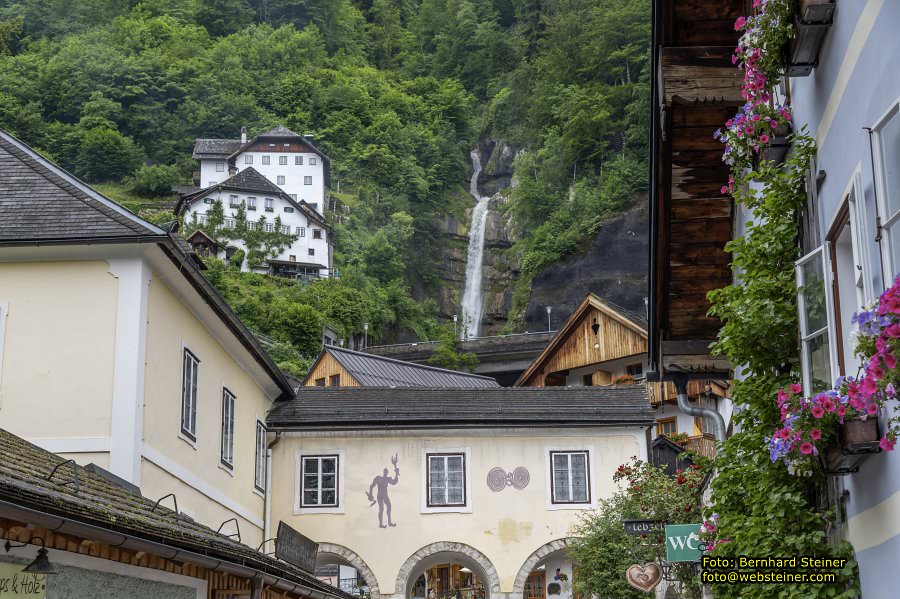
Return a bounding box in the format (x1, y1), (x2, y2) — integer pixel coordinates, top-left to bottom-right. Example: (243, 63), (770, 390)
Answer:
(183, 189), (330, 273)
(199, 158), (229, 189)
(232, 150), (325, 213)
(270, 428), (642, 597)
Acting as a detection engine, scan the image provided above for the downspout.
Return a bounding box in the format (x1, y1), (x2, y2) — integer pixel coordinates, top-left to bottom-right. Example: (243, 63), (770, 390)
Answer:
(672, 374), (726, 442)
(265, 431), (283, 555)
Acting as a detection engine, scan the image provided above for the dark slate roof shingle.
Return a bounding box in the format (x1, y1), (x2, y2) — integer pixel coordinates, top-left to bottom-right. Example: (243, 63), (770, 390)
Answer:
(217, 166), (287, 195)
(0, 131), (164, 243)
(315, 346), (500, 388)
(192, 138), (242, 159)
(0, 429), (351, 599)
(267, 385), (654, 430)
(258, 125), (302, 138)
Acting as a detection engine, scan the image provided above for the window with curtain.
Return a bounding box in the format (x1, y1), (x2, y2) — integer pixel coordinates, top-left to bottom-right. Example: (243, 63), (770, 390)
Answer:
(550, 451), (589, 504)
(427, 453), (466, 506)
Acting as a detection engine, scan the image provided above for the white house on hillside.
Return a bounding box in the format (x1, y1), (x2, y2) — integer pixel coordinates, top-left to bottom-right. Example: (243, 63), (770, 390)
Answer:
(192, 125), (329, 214)
(178, 167), (333, 279)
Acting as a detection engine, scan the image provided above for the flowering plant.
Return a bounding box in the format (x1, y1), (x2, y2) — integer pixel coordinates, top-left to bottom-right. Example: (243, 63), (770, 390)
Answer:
(715, 102), (791, 170)
(717, 1), (796, 172)
(767, 276), (900, 474)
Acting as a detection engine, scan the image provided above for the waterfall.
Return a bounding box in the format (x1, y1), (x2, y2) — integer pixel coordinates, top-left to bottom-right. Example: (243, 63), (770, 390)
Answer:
(460, 149), (490, 339)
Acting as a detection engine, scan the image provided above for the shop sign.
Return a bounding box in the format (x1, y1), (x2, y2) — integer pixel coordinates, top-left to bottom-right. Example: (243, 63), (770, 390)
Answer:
(664, 524), (702, 562)
(0, 562), (47, 598)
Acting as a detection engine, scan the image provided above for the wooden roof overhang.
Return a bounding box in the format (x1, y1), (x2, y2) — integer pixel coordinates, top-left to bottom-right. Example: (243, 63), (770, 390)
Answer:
(647, 0), (745, 380)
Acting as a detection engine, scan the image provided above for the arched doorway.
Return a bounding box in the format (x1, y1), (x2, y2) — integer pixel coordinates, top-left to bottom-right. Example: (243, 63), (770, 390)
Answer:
(512, 539), (579, 599)
(395, 542), (500, 599)
(315, 543), (381, 599)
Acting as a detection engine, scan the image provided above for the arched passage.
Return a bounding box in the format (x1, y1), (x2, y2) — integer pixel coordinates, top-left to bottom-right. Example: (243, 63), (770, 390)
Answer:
(395, 542), (501, 599)
(511, 538), (579, 598)
(316, 542), (382, 599)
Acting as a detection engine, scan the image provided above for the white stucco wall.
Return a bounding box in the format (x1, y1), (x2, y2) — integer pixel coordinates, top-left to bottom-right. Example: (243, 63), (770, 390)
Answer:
(184, 190), (330, 270)
(233, 150), (325, 212)
(270, 427), (646, 597)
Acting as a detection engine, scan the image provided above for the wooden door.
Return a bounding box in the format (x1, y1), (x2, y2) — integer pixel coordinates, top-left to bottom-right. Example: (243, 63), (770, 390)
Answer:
(524, 571), (545, 599)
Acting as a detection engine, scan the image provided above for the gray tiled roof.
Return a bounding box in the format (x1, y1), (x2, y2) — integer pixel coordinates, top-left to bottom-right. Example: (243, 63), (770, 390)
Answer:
(315, 346), (501, 388)
(267, 385), (654, 430)
(217, 167), (286, 195)
(0, 429), (351, 599)
(0, 131), (164, 243)
(192, 138), (242, 159)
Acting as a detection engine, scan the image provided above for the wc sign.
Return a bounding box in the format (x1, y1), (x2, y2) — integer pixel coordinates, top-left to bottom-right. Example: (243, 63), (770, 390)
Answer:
(665, 524), (703, 562)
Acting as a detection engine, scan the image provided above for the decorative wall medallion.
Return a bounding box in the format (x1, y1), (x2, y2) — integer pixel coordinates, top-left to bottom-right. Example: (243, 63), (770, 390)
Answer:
(625, 563), (662, 592)
(486, 466), (530, 491)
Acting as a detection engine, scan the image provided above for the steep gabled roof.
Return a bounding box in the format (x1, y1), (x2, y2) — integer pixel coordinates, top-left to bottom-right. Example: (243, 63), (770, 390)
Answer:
(0, 428), (351, 599)
(258, 125), (302, 138)
(192, 138), (242, 159)
(515, 293), (648, 386)
(227, 126), (331, 165)
(268, 385), (654, 430)
(304, 346), (500, 388)
(0, 129), (294, 398)
(178, 167), (328, 229)
(0, 130), (166, 243)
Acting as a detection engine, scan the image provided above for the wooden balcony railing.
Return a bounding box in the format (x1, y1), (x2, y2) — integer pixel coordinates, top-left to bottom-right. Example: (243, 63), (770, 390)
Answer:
(683, 434), (717, 458)
(646, 380), (731, 406)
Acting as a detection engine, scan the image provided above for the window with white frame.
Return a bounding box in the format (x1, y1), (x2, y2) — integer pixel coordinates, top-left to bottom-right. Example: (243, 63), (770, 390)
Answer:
(796, 248), (835, 394)
(229, 194), (240, 207)
(290, 194), (297, 200)
(304, 176), (312, 185)
(204, 198), (214, 204)
(295, 156), (303, 165)
(279, 156), (288, 165)
(208, 181), (216, 187)
(426, 453), (466, 507)
(281, 225), (290, 234)
(247, 197), (257, 210)
(220, 388), (235, 468)
(313, 229), (322, 239)
(874, 101), (900, 282)
(277, 175), (286, 185)
(284, 206), (294, 213)
(247, 221), (256, 231)
(225, 217), (235, 228)
(265, 197), (274, 212)
(254, 421), (266, 492)
(300, 455), (339, 507)
(262, 155), (271, 165)
(181, 349), (199, 441)
(310, 157), (317, 166)
(215, 161), (225, 172)
(244, 154), (253, 164)
(265, 222), (274, 233)
(297, 226), (305, 236)
(550, 450), (590, 504)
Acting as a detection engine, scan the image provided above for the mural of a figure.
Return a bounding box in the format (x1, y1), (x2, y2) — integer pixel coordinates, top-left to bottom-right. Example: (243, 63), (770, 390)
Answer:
(366, 453), (399, 528)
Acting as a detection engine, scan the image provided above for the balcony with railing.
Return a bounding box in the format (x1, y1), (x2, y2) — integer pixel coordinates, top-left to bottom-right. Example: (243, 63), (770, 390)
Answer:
(683, 433), (717, 459)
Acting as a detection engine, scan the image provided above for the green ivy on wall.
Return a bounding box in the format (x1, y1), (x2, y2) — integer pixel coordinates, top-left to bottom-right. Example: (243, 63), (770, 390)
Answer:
(704, 137), (860, 598)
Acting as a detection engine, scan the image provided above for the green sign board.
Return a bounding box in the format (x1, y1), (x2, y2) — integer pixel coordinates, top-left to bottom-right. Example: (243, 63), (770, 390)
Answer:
(665, 524), (702, 563)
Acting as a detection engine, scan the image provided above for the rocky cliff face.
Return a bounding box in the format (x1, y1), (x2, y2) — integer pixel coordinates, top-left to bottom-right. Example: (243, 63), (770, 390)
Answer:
(524, 196), (649, 331)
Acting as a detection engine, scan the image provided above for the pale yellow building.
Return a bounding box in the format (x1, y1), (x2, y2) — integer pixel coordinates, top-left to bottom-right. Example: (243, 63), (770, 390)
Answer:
(266, 386), (654, 599)
(0, 130), (295, 548)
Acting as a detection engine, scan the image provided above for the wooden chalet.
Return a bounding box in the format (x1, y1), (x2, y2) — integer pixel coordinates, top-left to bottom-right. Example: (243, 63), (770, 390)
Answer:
(647, 0), (742, 382)
(302, 346), (500, 388)
(515, 294), (647, 387)
(186, 229), (219, 258)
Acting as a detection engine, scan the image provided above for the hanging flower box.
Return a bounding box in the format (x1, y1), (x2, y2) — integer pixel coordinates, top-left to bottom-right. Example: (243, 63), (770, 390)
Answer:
(822, 418), (882, 476)
(759, 122), (793, 165)
(787, 0), (836, 77)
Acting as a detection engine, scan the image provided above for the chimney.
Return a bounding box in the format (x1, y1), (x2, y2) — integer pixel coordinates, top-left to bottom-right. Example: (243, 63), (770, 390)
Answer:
(303, 133), (314, 141)
(240, 126), (247, 144)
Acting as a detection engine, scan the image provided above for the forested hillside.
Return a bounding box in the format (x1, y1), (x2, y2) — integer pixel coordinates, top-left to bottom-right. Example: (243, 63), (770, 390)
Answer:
(0, 0), (650, 371)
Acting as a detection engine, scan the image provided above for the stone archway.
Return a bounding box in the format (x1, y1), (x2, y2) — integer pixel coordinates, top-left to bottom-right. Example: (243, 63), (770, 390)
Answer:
(317, 542), (382, 599)
(394, 542), (501, 599)
(511, 538), (579, 597)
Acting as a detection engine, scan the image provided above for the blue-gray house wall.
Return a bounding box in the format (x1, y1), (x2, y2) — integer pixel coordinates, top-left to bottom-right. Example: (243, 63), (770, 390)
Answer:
(788, 1), (900, 596)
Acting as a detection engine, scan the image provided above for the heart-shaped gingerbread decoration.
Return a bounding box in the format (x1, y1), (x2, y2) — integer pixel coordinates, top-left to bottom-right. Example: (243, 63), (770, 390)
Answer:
(625, 563), (662, 592)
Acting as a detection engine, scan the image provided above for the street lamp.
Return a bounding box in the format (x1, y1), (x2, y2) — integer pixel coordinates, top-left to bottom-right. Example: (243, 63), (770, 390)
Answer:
(546, 306), (552, 332)
(363, 322), (369, 350)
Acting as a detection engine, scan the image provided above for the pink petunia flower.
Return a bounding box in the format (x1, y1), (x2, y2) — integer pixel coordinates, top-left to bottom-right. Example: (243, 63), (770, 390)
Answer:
(810, 429), (822, 440)
(811, 406), (825, 419)
(790, 383), (802, 394)
(734, 16), (746, 30)
(881, 437), (897, 451)
(800, 442), (814, 455)
(759, 134), (770, 144)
